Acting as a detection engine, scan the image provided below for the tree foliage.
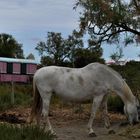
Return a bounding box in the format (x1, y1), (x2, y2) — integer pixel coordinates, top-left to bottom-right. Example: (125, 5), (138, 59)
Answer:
(0, 33), (24, 58)
(65, 30), (84, 67)
(36, 31), (104, 67)
(73, 47), (104, 68)
(26, 53), (35, 60)
(75, 0), (140, 45)
(36, 32), (71, 66)
(110, 46), (124, 63)
(73, 39), (104, 67)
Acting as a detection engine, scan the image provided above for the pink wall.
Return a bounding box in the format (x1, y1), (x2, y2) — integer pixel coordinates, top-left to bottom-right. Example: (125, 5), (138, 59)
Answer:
(0, 61), (37, 83)
(0, 62), (7, 73)
(0, 74), (29, 83)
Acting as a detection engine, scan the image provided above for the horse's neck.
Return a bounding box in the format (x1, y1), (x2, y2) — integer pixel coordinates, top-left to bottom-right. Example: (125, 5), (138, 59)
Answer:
(117, 82), (135, 104)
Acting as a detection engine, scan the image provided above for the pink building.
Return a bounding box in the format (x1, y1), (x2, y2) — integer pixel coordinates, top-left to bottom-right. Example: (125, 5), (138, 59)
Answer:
(0, 57), (37, 83)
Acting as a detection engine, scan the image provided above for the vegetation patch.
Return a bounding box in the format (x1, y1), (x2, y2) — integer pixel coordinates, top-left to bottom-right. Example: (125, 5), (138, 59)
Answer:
(119, 124), (140, 139)
(0, 124), (55, 140)
(0, 84), (32, 111)
(107, 95), (124, 113)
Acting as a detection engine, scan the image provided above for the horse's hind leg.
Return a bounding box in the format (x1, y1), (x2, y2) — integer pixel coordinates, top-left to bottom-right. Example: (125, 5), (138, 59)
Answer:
(27, 110), (41, 125)
(41, 92), (54, 134)
(36, 88), (54, 133)
(87, 95), (103, 137)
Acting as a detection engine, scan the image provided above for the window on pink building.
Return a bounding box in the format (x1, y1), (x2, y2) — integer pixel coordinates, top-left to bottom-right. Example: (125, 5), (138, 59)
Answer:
(27, 64), (36, 74)
(13, 63), (20, 74)
(0, 62), (7, 73)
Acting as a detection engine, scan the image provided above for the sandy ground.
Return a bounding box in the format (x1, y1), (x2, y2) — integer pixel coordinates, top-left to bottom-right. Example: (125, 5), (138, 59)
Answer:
(52, 117), (138, 140)
(0, 106), (140, 140)
(49, 107), (139, 140)
(53, 120), (129, 140)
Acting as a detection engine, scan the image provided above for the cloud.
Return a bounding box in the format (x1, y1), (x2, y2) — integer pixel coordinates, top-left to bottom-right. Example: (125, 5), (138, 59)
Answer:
(0, 0), (79, 31)
(29, 37), (42, 42)
(0, 0), (80, 61)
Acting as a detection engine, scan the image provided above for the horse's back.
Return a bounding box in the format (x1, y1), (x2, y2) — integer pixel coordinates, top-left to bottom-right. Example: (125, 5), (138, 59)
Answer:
(34, 63), (123, 87)
(34, 66), (59, 79)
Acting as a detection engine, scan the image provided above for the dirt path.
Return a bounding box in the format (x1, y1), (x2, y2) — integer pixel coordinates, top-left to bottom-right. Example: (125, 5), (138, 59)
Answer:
(48, 107), (137, 140)
(52, 119), (137, 140)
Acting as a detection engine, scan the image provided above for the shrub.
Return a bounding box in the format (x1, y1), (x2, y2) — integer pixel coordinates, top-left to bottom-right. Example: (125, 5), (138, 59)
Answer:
(107, 95), (124, 113)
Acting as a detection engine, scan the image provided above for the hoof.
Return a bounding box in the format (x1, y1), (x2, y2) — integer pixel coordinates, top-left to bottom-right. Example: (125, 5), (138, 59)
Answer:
(48, 130), (57, 137)
(133, 121), (139, 125)
(108, 129), (115, 134)
(52, 133), (57, 138)
(89, 132), (97, 137)
(52, 132), (57, 137)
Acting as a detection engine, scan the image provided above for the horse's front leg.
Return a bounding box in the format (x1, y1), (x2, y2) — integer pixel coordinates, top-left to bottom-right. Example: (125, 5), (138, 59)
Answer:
(101, 95), (115, 134)
(87, 95), (103, 137)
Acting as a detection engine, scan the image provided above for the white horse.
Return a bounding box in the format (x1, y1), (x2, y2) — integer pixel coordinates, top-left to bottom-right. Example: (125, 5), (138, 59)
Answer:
(29, 62), (139, 136)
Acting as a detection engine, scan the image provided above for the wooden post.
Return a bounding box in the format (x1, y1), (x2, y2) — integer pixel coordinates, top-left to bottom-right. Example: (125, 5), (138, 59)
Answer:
(11, 81), (15, 105)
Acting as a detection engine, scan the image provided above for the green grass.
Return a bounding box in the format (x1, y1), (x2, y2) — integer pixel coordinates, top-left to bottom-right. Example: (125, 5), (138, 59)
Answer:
(0, 84), (56, 139)
(0, 124), (55, 140)
(0, 84), (32, 111)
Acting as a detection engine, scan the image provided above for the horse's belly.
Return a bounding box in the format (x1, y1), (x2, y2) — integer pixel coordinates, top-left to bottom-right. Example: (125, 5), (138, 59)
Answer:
(55, 88), (93, 102)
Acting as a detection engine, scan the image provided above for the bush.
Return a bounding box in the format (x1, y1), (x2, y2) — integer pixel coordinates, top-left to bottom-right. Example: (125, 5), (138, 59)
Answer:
(107, 95), (124, 113)
(0, 124), (55, 140)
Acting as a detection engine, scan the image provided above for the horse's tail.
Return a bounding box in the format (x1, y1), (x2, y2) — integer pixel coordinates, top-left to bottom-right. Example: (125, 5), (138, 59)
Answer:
(28, 78), (42, 123)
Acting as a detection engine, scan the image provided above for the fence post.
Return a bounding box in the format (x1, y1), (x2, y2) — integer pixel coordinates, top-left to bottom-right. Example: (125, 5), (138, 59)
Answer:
(11, 81), (15, 105)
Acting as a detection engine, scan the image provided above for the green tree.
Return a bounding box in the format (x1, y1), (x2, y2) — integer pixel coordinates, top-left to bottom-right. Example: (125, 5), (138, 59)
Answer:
(0, 33), (24, 58)
(26, 53), (35, 60)
(73, 38), (104, 68)
(110, 46), (124, 64)
(36, 31), (105, 67)
(73, 45), (104, 68)
(36, 32), (71, 66)
(40, 56), (54, 66)
(75, 0), (140, 45)
(65, 30), (83, 67)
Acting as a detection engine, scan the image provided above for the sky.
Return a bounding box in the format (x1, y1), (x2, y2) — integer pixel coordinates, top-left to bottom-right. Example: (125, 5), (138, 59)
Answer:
(0, 0), (140, 63)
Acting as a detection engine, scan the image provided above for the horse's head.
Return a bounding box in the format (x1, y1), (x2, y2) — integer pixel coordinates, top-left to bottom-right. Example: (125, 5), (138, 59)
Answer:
(124, 97), (140, 125)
